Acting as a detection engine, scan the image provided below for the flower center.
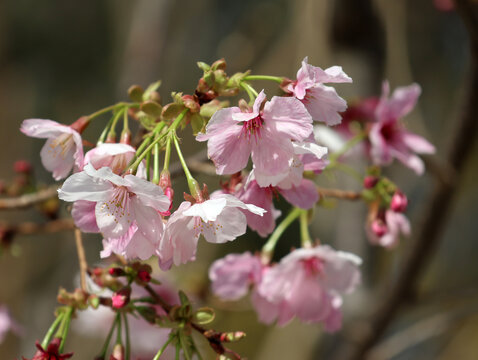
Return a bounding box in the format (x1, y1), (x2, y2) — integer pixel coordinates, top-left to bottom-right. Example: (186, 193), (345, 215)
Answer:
(380, 121), (397, 141)
(102, 186), (134, 224)
(241, 116), (264, 142)
(302, 257), (324, 276)
(110, 154), (129, 175)
(49, 133), (74, 159)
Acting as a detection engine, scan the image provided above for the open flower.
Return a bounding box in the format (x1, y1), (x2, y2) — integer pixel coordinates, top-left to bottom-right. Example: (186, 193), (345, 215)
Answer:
(209, 252), (263, 301)
(158, 194), (265, 270)
(197, 90), (312, 182)
(20, 119), (85, 180)
(369, 82), (435, 175)
(255, 245), (361, 331)
(59, 164), (169, 259)
(287, 57), (352, 126)
(367, 209), (411, 248)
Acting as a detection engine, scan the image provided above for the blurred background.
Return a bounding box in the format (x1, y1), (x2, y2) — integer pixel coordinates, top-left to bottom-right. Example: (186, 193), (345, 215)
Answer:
(0, 0), (477, 359)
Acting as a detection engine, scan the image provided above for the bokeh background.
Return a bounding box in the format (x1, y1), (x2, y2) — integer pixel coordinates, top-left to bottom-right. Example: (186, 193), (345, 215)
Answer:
(1, 0), (477, 359)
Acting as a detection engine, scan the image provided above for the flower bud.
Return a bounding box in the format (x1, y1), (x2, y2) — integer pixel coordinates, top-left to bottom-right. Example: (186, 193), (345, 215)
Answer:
(110, 343), (124, 360)
(371, 219), (388, 237)
(112, 288), (131, 309)
(137, 270), (151, 283)
(363, 175), (379, 189)
(390, 191), (408, 213)
(14, 160), (32, 174)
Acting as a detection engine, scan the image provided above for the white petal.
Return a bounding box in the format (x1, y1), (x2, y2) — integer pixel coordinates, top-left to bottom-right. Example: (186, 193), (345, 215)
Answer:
(183, 198), (227, 222)
(58, 171), (114, 202)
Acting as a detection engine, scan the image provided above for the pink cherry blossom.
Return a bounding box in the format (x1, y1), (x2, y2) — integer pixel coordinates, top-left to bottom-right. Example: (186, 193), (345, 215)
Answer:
(209, 252), (263, 301)
(158, 194), (266, 270)
(287, 57), (352, 126)
(367, 210), (411, 248)
(369, 82), (436, 175)
(20, 119), (84, 180)
(83, 143), (137, 174)
(0, 305), (22, 344)
(58, 164), (169, 259)
(255, 245), (361, 331)
(197, 90), (312, 180)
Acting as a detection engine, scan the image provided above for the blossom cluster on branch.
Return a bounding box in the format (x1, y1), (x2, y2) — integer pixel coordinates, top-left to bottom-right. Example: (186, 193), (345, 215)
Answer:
(0, 57), (435, 359)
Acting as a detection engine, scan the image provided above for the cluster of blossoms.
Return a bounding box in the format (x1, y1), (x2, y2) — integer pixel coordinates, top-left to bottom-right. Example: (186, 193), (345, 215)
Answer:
(14, 57), (435, 359)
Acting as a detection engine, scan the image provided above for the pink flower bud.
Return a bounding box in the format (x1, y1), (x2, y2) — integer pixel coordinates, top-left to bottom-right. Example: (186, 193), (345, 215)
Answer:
(108, 267), (125, 277)
(363, 176), (378, 189)
(371, 219), (388, 237)
(111, 288), (130, 309)
(390, 191), (408, 213)
(14, 160), (32, 174)
(137, 270), (151, 283)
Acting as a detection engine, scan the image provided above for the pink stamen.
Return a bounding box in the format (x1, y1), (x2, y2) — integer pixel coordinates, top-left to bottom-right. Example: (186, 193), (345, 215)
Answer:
(241, 116), (263, 143)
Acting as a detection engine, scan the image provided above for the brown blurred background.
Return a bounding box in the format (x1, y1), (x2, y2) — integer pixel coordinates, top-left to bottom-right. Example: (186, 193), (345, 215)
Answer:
(1, 0), (477, 359)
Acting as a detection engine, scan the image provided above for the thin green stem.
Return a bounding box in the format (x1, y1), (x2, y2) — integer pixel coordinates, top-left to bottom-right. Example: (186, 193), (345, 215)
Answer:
(107, 108), (126, 140)
(123, 108), (129, 133)
(128, 131), (168, 174)
(56, 306), (74, 353)
(122, 313), (130, 360)
(240, 82), (258, 104)
(153, 333), (176, 360)
(153, 142), (161, 184)
(175, 340), (181, 360)
(173, 135), (200, 197)
(163, 136), (172, 172)
(146, 150), (152, 181)
(41, 312), (64, 349)
(243, 75), (283, 83)
(178, 327), (192, 360)
(328, 162), (362, 182)
(87, 104), (120, 121)
(115, 313), (122, 345)
(300, 210), (313, 248)
(262, 207), (302, 261)
(99, 317), (118, 359)
(98, 115), (115, 145)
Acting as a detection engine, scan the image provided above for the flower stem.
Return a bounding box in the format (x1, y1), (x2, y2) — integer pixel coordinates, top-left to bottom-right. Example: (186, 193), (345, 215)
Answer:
(122, 313), (130, 360)
(173, 134), (200, 197)
(87, 104), (121, 121)
(240, 82), (258, 104)
(163, 136), (172, 172)
(41, 312), (64, 349)
(243, 75), (283, 83)
(98, 316), (117, 359)
(115, 312), (122, 345)
(262, 207), (302, 262)
(153, 142), (161, 184)
(107, 108), (126, 140)
(153, 333), (176, 360)
(300, 209), (313, 248)
(56, 306), (74, 353)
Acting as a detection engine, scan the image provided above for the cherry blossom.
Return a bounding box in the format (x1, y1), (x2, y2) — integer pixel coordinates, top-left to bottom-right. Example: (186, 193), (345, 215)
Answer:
(286, 57), (352, 126)
(369, 82), (435, 175)
(58, 164), (169, 259)
(197, 90), (312, 181)
(367, 209), (411, 248)
(158, 194), (265, 270)
(209, 252), (263, 300)
(255, 245), (361, 331)
(20, 119), (85, 180)
(0, 305), (21, 344)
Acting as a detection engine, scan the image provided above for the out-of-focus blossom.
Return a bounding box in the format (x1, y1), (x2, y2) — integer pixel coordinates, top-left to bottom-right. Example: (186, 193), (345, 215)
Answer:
(255, 245), (361, 331)
(286, 57), (352, 126)
(367, 209), (411, 248)
(209, 252), (263, 300)
(0, 305), (21, 344)
(158, 194), (265, 270)
(20, 118), (86, 180)
(197, 90), (312, 185)
(369, 82), (435, 175)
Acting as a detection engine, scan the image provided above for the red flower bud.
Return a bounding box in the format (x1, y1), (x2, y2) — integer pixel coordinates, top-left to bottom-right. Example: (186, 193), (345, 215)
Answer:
(14, 160), (32, 174)
(363, 176), (378, 189)
(371, 219), (388, 237)
(390, 191), (408, 213)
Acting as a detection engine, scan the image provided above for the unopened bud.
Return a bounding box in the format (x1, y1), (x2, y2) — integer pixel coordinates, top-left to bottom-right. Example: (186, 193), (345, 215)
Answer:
(112, 288), (131, 309)
(110, 343), (124, 360)
(371, 219), (388, 237)
(363, 176), (379, 189)
(390, 191), (408, 213)
(220, 331), (246, 343)
(14, 160), (32, 174)
(137, 270), (151, 283)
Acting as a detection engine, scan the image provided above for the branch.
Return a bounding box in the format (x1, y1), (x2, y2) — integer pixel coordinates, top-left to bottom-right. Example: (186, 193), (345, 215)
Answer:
(317, 187), (362, 201)
(332, 1), (478, 358)
(1, 218), (75, 236)
(0, 185), (58, 211)
(74, 229), (88, 292)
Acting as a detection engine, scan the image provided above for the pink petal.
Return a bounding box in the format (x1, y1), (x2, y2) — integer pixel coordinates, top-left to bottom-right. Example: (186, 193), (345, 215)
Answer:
(197, 108), (252, 175)
(72, 200), (99, 233)
(20, 119), (69, 138)
(264, 96), (313, 141)
(201, 207), (247, 244)
(279, 179), (318, 209)
(401, 132), (436, 154)
(314, 66), (352, 84)
(40, 138), (75, 180)
(304, 85), (347, 126)
(124, 174), (170, 212)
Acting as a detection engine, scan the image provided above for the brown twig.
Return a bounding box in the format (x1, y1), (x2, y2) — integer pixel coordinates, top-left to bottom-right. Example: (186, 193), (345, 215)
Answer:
(74, 228), (88, 292)
(0, 185), (58, 211)
(0, 218), (75, 235)
(317, 187), (362, 201)
(332, 1), (478, 358)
